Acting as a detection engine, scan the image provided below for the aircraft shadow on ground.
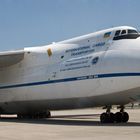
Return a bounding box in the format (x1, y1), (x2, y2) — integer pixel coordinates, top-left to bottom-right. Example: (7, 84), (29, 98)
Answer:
(0, 114), (140, 127)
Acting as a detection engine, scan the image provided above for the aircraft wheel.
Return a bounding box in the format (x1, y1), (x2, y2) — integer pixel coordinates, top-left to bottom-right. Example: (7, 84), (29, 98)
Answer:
(100, 112), (115, 123)
(17, 114), (23, 119)
(122, 112), (129, 123)
(38, 111), (51, 118)
(17, 111), (51, 119)
(115, 112), (123, 123)
(100, 113), (109, 123)
(17, 114), (31, 119)
(46, 111), (51, 118)
(109, 112), (115, 123)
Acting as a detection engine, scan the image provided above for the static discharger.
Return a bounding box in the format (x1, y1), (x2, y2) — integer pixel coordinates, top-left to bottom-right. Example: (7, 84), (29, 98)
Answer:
(47, 48), (52, 57)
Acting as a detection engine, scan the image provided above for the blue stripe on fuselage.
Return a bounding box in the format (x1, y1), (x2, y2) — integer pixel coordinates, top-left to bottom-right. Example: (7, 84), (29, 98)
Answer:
(0, 73), (140, 89)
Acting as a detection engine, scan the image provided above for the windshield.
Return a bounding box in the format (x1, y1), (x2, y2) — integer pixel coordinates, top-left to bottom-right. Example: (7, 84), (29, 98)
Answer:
(113, 29), (140, 40)
(128, 29), (138, 34)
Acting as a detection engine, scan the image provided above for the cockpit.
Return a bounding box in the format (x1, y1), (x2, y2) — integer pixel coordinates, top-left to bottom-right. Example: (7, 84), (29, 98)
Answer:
(113, 29), (140, 40)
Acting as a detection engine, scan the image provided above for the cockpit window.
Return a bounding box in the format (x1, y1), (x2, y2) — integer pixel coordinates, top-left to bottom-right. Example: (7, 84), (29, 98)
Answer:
(121, 30), (127, 35)
(115, 30), (121, 36)
(113, 29), (140, 41)
(128, 30), (138, 34)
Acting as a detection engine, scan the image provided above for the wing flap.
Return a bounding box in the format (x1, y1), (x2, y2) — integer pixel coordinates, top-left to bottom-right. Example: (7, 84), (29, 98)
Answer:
(0, 50), (24, 68)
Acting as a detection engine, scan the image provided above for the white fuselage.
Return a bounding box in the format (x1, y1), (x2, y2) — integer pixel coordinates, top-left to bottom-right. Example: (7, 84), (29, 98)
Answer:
(1, 26), (140, 114)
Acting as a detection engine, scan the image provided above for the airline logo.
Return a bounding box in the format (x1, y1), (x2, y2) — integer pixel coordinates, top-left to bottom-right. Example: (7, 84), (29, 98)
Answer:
(104, 32), (111, 38)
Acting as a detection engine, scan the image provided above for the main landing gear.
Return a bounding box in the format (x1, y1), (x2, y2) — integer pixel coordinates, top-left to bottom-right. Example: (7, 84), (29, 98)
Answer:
(17, 111), (51, 119)
(100, 106), (129, 123)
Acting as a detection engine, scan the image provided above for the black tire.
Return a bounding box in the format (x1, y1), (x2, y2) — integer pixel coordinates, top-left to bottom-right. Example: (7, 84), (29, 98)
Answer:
(39, 111), (51, 118)
(45, 111), (51, 118)
(122, 112), (129, 123)
(100, 113), (109, 123)
(109, 113), (115, 123)
(17, 114), (32, 119)
(17, 114), (23, 119)
(115, 112), (122, 123)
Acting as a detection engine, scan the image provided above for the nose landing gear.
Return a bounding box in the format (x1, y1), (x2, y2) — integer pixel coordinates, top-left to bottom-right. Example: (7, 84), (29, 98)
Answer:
(100, 106), (129, 123)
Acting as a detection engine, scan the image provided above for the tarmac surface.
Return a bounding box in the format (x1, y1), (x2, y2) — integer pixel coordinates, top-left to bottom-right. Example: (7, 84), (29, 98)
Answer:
(0, 108), (140, 140)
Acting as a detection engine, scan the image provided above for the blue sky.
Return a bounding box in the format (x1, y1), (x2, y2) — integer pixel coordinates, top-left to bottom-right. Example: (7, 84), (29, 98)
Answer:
(0, 0), (140, 51)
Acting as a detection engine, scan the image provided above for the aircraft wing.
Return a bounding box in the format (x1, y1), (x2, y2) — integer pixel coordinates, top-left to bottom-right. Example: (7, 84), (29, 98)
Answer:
(0, 50), (24, 68)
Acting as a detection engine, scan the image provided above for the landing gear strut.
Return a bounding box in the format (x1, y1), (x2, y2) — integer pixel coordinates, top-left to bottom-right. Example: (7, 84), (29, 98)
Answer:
(100, 106), (129, 123)
(17, 111), (51, 119)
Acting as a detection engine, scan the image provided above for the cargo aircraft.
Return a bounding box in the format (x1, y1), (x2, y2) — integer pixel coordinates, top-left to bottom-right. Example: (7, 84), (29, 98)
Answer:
(0, 26), (140, 123)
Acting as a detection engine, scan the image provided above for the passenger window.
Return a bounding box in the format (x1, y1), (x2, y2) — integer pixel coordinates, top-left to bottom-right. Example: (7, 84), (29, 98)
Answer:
(121, 30), (126, 35)
(115, 30), (121, 36)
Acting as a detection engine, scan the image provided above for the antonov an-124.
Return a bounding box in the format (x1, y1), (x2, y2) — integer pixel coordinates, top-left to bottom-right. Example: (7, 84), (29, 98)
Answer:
(0, 26), (140, 123)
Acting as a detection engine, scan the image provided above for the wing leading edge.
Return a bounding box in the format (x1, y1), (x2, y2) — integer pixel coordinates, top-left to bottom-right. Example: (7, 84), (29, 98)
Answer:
(0, 50), (24, 68)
